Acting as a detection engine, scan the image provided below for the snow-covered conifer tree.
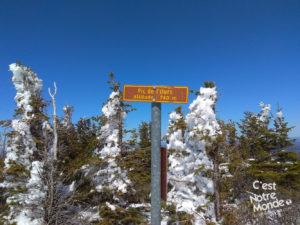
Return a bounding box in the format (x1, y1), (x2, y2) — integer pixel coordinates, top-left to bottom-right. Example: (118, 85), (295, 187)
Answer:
(93, 90), (130, 194)
(184, 85), (220, 224)
(86, 73), (144, 224)
(229, 102), (299, 224)
(258, 101), (271, 122)
(164, 86), (220, 224)
(238, 101), (275, 160)
(0, 63), (47, 225)
(167, 106), (186, 150)
(273, 108), (295, 149)
(164, 106), (193, 223)
(62, 105), (74, 130)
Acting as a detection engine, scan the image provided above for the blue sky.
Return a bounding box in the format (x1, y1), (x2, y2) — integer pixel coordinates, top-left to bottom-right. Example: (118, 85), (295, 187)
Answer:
(0, 1), (299, 137)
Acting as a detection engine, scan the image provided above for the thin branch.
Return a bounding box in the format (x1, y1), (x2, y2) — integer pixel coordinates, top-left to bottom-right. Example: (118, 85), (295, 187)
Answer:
(48, 82), (57, 98)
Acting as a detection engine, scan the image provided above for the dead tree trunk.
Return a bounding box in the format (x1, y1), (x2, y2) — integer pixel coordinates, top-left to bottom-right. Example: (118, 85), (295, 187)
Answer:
(49, 82), (58, 161)
(46, 82), (58, 224)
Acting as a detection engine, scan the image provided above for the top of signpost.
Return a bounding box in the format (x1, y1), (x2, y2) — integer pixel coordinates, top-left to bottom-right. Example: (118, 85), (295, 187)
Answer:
(123, 85), (189, 104)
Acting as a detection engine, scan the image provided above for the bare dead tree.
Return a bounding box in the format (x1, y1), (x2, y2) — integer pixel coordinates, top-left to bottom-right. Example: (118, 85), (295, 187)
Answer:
(45, 82), (58, 224)
(39, 165), (91, 225)
(49, 82), (58, 161)
(43, 83), (90, 225)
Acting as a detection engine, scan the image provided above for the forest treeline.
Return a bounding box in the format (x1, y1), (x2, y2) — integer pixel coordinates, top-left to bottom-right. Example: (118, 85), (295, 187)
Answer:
(0, 63), (299, 225)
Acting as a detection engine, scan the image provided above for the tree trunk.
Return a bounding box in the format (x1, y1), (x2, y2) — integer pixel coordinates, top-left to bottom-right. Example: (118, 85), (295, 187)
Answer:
(118, 110), (123, 152)
(47, 82), (58, 224)
(213, 147), (221, 222)
(0, 130), (7, 159)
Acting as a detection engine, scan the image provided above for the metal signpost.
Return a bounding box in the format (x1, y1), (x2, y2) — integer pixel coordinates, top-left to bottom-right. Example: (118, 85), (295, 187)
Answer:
(151, 102), (161, 224)
(123, 85), (188, 225)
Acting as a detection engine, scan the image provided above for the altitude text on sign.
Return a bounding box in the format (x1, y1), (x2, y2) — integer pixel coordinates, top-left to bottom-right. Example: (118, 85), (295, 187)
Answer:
(123, 85), (189, 103)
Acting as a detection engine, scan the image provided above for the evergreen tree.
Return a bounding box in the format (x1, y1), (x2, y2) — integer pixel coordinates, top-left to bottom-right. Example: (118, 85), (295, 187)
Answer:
(0, 63), (48, 224)
(57, 105), (78, 177)
(166, 106), (186, 143)
(225, 103), (300, 224)
(0, 126), (8, 218)
(125, 128), (138, 148)
(138, 121), (151, 149)
(272, 107), (295, 149)
(62, 105), (74, 130)
(119, 145), (151, 203)
(238, 102), (275, 161)
(186, 83), (220, 224)
(82, 73), (144, 224)
(106, 72), (135, 151)
(246, 108), (299, 193)
(58, 115), (99, 224)
(164, 84), (220, 224)
(200, 81), (224, 223)
(164, 106), (194, 224)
